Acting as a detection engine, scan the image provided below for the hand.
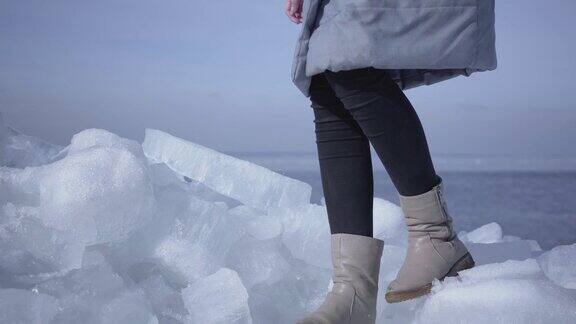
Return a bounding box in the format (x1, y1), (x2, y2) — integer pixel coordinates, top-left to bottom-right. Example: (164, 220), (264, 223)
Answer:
(285, 0), (303, 24)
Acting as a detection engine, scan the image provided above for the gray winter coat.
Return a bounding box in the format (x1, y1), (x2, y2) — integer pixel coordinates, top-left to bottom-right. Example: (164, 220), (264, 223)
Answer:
(291, 0), (497, 97)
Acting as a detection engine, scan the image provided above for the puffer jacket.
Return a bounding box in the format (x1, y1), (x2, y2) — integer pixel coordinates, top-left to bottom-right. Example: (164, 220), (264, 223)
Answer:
(291, 0), (497, 97)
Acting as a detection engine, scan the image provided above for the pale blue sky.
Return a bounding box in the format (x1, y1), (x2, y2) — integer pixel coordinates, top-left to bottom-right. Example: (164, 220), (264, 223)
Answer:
(1, 0), (575, 157)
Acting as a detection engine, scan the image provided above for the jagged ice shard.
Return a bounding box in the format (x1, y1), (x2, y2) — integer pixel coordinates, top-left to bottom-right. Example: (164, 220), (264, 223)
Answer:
(142, 128), (312, 212)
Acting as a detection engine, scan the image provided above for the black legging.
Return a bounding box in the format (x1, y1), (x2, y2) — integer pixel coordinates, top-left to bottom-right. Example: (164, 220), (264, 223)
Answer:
(309, 67), (442, 237)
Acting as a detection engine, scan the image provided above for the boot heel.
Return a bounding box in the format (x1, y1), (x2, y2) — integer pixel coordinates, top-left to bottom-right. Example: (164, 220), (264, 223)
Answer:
(445, 252), (475, 277)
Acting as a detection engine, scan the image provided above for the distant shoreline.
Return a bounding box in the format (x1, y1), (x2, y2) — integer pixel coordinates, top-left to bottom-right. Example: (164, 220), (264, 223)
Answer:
(229, 151), (576, 173)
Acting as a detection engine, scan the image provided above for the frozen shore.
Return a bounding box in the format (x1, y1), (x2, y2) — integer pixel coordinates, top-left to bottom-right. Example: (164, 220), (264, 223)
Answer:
(1, 115), (575, 323)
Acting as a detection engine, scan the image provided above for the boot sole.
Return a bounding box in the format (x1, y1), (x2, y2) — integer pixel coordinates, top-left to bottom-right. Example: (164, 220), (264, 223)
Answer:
(384, 252), (475, 303)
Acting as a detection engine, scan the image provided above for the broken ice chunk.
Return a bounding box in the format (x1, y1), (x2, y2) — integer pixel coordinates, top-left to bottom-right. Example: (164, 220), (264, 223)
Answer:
(138, 275), (188, 323)
(465, 222), (503, 244)
(37, 130), (156, 244)
(525, 239), (542, 252)
(142, 129), (311, 211)
(229, 205), (283, 240)
(154, 196), (243, 283)
(37, 262), (125, 300)
(182, 268), (252, 324)
(99, 290), (159, 324)
(68, 128), (148, 163)
(148, 162), (185, 187)
(226, 236), (292, 289)
(416, 270), (576, 323)
(0, 203), (84, 280)
(501, 235), (546, 253)
(276, 203), (331, 269)
(456, 258), (543, 283)
(248, 259), (331, 324)
(37, 262), (158, 324)
(538, 243), (576, 289)
(0, 288), (59, 323)
(373, 198), (407, 246)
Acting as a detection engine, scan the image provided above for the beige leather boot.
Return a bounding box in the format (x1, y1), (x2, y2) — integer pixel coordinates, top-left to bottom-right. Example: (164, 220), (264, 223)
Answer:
(385, 177), (475, 303)
(297, 233), (384, 324)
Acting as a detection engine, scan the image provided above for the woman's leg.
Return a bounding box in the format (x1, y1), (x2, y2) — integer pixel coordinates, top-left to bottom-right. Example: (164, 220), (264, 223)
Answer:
(320, 67), (474, 304)
(302, 74), (385, 323)
(309, 72), (374, 237)
(322, 67), (441, 197)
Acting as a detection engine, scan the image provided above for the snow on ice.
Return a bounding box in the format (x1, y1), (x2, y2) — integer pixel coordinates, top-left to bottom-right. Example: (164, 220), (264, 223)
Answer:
(0, 114), (575, 323)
